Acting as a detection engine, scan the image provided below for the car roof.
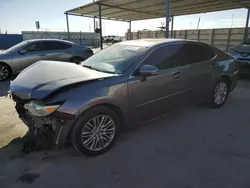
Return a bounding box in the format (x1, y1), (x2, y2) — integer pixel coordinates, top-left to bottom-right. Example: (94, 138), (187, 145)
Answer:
(25, 39), (73, 44)
(119, 38), (199, 47)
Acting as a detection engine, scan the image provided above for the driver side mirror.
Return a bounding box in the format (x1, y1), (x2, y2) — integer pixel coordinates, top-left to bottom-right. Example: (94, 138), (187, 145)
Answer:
(137, 65), (159, 76)
(19, 49), (27, 54)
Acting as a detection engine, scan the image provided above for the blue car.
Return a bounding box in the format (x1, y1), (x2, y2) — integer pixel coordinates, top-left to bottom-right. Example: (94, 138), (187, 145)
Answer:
(229, 38), (250, 76)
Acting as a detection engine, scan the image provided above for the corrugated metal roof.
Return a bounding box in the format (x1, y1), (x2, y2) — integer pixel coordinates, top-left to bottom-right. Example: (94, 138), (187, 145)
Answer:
(66, 0), (249, 21)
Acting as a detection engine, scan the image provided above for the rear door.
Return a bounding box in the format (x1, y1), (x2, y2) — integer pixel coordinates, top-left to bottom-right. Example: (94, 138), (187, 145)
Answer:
(43, 41), (73, 62)
(178, 43), (216, 104)
(128, 44), (190, 124)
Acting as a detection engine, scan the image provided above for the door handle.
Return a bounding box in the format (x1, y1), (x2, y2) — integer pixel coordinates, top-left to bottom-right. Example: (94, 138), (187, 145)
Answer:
(173, 71), (182, 79)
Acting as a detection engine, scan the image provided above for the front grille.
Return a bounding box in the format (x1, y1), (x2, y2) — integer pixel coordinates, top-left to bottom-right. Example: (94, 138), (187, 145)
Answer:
(241, 53), (250, 57)
(238, 58), (250, 61)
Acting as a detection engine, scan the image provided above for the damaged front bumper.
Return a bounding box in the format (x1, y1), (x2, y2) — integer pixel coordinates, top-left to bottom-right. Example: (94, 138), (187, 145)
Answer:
(14, 97), (75, 149)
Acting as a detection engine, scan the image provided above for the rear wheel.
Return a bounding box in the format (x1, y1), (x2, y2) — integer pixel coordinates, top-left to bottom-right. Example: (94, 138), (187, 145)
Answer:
(71, 106), (121, 156)
(0, 63), (11, 81)
(71, 57), (84, 65)
(211, 80), (229, 108)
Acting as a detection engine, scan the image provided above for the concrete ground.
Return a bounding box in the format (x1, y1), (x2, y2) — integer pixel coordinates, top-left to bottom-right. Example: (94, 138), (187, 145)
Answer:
(0, 79), (250, 188)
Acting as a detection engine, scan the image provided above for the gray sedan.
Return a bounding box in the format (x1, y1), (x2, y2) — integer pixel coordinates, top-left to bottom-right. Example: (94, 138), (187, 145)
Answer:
(0, 39), (93, 81)
(10, 39), (238, 156)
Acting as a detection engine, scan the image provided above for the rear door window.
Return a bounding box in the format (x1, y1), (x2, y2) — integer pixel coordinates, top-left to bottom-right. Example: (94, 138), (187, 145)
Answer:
(179, 43), (215, 65)
(143, 44), (182, 70)
(43, 41), (72, 51)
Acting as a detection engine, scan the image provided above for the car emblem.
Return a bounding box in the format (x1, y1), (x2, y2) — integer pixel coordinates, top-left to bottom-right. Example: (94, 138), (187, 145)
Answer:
(241, 53), (249, 57)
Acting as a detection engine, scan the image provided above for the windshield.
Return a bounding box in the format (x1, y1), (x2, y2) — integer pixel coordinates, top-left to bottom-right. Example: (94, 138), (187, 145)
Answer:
(81, 44), (147, 73)
(6, 41), (28, 52)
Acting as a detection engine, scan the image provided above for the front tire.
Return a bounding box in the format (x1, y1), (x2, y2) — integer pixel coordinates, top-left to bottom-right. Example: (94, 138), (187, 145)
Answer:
(71, 106), (121, 156)
(211, 80), (229, 108)
(0, 63), (11, 81)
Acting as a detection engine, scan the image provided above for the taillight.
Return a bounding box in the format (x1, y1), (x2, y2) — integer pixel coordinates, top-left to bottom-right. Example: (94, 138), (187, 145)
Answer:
(86, 49), (93, 55)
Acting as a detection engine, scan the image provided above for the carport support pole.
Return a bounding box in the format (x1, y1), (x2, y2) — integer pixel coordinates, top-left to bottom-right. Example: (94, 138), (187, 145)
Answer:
(171, 16), (174, 38)
(98, 3), (103, 50)
(165, 0), (170, 38)
(66, 13), (70, 40)
(244, 8), (250, 41)
(129, 21), (132, 40)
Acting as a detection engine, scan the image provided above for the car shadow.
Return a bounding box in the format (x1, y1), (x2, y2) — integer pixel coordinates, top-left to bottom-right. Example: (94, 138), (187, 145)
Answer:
(0, 80), (10, 97)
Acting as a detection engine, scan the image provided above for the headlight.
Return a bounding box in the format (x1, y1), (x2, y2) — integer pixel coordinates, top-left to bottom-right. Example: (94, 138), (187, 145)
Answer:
(24, 101), (61, 117)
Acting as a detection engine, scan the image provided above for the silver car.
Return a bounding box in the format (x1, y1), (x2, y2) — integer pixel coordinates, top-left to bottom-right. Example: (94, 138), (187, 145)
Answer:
(0, 39), (93, 81)
(10, 39), (238, 156)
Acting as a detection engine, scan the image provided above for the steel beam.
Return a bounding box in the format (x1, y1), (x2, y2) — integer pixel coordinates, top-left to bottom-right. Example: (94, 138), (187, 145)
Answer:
(129, 21), (132, 40)
(66, 12), (130, 22)
(94, 17), (96, 31)
(99, 3), (103, 50)
(171, 16), (174, 38)
(165, 0), (170, 38)
(66, 13), (70, 40)
(93, 0), (95, 32)
(244, 8), (250, 41)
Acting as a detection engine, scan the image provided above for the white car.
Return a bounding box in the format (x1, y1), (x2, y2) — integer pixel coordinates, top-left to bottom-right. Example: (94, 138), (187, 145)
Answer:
(104, 36), (123, 43)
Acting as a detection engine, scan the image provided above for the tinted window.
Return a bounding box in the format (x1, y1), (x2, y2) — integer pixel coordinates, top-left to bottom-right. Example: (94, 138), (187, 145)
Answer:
(43, 41), (72, 51)
(24, 42), (45, 52)
(179, 43), (215, 65)
(143, 44), (181, 70)
(82, 44), (147, 73)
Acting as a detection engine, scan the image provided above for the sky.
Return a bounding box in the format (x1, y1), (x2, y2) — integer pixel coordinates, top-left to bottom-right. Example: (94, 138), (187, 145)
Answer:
(0, 0), (249, 36)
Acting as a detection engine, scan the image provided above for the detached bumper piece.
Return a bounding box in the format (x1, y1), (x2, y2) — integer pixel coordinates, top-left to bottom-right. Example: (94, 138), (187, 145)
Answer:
(14, 97), (74, 152)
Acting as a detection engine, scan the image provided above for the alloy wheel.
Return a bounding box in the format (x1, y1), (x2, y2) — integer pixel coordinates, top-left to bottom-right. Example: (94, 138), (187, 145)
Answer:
(81, 115), (116, 151)
(72, 58), (83, 64)
(0, 65), (9, 81)
(214, 82), (228, 105)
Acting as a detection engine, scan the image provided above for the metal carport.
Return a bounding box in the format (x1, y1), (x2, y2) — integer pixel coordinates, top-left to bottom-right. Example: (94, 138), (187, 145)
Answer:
(65, 0), (250, 49)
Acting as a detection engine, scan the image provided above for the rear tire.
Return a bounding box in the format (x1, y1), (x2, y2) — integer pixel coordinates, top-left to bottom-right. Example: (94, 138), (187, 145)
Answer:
(0, 63), (11, 81)
(71, 57), (84, 65)
(211, 79), (229, 108)
(71, 106), (121, 156)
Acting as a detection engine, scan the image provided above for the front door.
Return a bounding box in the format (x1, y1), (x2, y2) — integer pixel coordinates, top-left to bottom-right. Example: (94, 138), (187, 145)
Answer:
(128, 44), (190, 125)
(12, 42), (47, 73)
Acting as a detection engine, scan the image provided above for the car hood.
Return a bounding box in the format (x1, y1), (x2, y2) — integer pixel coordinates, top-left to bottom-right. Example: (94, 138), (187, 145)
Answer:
(231, 43), (250, 53)
(10, 61), (115, 99)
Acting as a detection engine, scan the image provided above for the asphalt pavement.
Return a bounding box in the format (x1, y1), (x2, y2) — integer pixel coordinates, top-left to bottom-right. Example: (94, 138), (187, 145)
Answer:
(0, 79), (250, 188)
